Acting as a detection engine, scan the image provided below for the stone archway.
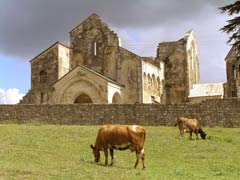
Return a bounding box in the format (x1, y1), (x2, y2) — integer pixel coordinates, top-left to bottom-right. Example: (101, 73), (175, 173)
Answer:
(74, 94), (93, 103)
(112, 92), (121, 104)
(55, 76), (106, 104)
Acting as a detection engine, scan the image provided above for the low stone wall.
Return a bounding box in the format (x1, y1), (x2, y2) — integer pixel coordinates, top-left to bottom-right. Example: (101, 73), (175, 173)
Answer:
(0, 99), (239, 127)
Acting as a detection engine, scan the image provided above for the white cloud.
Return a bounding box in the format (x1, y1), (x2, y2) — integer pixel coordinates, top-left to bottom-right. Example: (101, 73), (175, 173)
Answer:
(0, 88), (25, 104)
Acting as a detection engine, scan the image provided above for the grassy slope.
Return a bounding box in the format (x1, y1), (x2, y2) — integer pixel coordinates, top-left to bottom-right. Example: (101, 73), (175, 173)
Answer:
(0, 125), (239, 180)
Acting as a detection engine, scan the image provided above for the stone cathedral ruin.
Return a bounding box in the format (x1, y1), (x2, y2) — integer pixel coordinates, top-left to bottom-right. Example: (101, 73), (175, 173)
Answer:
(21, 13), (226, 105)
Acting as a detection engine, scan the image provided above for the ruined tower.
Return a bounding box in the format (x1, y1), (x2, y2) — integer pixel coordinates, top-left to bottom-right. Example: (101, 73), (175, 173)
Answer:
(156, 31), (199, 104)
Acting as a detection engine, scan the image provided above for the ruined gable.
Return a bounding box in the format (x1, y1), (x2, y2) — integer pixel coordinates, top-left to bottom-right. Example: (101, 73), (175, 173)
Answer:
(69, 13), (119, 76)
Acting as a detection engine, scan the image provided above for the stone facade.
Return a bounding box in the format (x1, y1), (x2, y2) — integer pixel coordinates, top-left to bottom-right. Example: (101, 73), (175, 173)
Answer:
(22, 42), (70, 104)
(2, 99), (240, 127)
(49, 65), (124, 104)
(21, 13), (200, 105)
(156, 31), (199, 104)
(224, 46), (240, 98)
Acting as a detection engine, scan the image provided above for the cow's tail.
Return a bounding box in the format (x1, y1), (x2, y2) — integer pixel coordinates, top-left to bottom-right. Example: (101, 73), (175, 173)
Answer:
(140, 128), (146, 154)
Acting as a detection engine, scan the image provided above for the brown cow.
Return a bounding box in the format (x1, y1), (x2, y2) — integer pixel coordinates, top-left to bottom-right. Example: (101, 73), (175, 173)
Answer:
(90, 125), (146, 169)
(176, 117), (206, 140)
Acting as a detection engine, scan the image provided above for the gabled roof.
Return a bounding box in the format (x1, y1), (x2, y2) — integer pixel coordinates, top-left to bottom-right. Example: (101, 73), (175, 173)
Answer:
(69, 13), (100, 33)
(119, 47), (158, 66)
(225, 46), (238, 60)
(78, 65), (124, 87)
(119, 47), (141, 59)
(30, 41), (70, 63)
(53, 65), (124, 87)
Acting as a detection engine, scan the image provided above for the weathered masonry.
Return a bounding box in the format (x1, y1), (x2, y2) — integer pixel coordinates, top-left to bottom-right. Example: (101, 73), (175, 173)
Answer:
(2, 99), (240, 127)
(21, 13), (204, 105)
(224, 46), (240, 98)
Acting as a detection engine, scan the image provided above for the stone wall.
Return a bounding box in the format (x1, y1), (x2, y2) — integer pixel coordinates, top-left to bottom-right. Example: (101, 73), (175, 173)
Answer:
(118, 48), (142, 103)
(0, 99), (239, 127)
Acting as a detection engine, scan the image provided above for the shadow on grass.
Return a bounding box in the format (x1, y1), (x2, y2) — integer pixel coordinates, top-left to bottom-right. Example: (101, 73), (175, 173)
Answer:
(175, 135), (205, 141)
(99, 163), (132, 170)
(80, 158), (133, 170)
(79, 158), (96, 165)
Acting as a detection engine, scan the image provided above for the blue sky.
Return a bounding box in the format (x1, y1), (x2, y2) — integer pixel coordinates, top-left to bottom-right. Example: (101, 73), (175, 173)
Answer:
(0, 54), (30, 94)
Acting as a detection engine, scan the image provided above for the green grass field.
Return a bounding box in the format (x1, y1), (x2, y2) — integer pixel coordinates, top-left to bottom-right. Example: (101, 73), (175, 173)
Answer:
(0, 125), (239, 180)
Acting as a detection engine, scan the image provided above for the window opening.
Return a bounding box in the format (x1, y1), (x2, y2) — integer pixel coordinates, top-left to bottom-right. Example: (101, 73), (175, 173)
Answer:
(94, 41), (97, 56)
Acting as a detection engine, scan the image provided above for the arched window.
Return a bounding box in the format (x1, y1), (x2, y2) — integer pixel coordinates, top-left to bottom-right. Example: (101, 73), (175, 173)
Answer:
(40, 70), (47, 83)
(152, 74), (156, 88)
(40, 92), (44, 103)
(147, 74), (152, 87)
(93, 41), (97, 56)
(232, 65), (236, 78)
(143, 73), (147, 88)
(157, 77), (161, 91)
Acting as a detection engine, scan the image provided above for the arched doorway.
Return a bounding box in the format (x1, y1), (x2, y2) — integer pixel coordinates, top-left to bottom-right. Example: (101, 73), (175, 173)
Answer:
(74, 94), (93, 103)
(112, 92), (121, 104)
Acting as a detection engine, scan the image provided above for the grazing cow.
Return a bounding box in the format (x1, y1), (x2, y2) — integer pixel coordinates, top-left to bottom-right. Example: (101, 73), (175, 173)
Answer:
(90, 125), (146, 169)
(176, 117), (206, 140)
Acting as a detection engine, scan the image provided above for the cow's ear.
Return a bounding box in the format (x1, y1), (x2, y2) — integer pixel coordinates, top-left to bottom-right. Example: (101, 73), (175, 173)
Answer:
(90, 144), (94, 149)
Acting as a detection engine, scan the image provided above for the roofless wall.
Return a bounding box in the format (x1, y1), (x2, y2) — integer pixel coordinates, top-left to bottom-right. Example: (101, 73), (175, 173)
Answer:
(1, 99), (240, 127)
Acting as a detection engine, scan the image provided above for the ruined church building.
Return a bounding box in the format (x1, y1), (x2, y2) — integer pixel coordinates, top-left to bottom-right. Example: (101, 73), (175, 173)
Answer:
(21, 13), (201, 105)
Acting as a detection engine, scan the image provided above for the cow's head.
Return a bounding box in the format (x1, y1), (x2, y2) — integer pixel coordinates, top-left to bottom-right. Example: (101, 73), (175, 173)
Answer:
(90, 144), (100, 162)
(200, 131), (207, 139)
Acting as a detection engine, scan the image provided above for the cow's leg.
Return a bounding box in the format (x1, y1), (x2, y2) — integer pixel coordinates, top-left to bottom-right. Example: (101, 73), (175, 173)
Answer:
(196, 130), (199, 140)
(190, 132), (192, 140)
(135, 149), (146, 170)
(179, 129), (184, 138)
(104, 147), (108, 166)
(110, 148), (114, 166)
(140, 148), (146, 170)
(134, 151), (139, 169)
